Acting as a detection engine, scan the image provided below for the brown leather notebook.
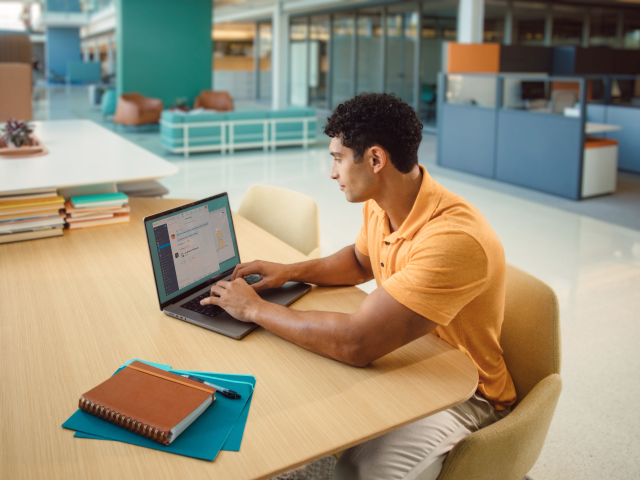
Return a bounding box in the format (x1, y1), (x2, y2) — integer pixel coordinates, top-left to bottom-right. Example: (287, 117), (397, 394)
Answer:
(78, 361), (216, 445)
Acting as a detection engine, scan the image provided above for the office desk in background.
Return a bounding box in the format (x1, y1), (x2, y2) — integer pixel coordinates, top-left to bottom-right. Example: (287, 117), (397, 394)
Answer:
(0, 120), (178, 196)
(0, 198), (478, 480)
(585, 122), (622, 134)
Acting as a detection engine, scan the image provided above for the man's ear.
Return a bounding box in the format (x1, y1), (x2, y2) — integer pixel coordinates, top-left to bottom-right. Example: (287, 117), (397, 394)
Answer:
(368, 145), (387, 173)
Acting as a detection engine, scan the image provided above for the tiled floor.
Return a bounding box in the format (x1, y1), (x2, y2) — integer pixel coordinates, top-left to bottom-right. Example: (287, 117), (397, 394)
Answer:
(34, 85), (640, 480)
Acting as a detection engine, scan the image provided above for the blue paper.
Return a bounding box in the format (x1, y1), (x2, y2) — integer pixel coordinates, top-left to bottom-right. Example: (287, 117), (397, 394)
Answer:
(172, 370), (256, 451)
(62, 361), (253, 461)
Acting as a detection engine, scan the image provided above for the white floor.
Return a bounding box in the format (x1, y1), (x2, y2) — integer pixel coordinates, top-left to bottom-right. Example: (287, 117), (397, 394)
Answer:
(35, 85), (640, 479)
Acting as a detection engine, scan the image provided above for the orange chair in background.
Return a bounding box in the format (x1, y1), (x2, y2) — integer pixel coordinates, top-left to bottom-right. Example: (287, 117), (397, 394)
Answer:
(113, 93), (163, 126)
(0, 63), (32, 121)
(194, 91), (234, 111)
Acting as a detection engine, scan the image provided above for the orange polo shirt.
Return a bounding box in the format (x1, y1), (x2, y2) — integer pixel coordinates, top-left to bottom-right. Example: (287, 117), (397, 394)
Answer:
(356, 165), (516, 410)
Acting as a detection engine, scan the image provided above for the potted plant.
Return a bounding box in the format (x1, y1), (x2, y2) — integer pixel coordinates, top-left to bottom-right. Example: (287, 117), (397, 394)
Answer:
(0, 119), (47, 157)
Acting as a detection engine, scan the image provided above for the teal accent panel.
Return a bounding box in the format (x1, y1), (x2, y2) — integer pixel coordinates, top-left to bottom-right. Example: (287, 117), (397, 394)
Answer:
(117, 0), (212, 108)
(67, 61), (101, 83)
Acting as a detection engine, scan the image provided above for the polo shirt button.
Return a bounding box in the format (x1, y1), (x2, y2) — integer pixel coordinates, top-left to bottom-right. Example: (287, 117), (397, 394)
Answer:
(381, 262), (384, 267)
(385, 241), (390, 245)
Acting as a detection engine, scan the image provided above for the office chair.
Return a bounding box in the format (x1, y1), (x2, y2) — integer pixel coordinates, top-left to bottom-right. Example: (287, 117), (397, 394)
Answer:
(238, 185), (321, 259)
(435, 264), (562, 480)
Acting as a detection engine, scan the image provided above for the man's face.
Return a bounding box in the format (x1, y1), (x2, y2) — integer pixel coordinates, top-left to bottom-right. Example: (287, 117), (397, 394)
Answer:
(329, 136), (377, 203)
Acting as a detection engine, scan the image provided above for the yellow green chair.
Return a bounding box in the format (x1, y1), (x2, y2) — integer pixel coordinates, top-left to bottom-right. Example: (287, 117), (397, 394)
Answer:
(434, 264), (562, 480)
(238, 185), (321, 259)
(332, 265), (562, 480)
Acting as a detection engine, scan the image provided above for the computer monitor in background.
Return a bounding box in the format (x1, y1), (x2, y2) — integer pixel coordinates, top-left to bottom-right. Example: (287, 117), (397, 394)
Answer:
(521, 81), (546, 100)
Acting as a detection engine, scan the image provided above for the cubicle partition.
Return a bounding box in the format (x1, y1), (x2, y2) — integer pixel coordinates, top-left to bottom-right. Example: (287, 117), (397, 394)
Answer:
(437, 73), (589, 200)
(585, 75), (640, 174)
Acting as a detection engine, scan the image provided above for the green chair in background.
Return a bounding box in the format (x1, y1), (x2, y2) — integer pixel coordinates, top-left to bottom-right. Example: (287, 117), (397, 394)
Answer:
(101, 89), (117, 120)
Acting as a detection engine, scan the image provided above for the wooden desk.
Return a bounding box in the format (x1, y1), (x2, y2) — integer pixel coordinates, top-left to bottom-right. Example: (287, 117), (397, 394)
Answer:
(0, 198), (478, 480)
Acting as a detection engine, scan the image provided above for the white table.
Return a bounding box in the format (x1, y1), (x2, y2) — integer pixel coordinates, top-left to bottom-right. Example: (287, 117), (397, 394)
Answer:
(0, 120), (178, 196)
(585, 122), (623, 134)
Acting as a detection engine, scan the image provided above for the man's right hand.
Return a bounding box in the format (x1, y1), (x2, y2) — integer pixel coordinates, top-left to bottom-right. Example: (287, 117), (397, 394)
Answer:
(231, 260), (291, 291)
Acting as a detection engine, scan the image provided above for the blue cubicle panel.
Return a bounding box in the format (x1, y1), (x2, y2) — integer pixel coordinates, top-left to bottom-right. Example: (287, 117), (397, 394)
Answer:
(604, 106), (640, 174)
(586, 104), (606, 123)
(438, 104), (497, 178)
(495, 110), (583, 200)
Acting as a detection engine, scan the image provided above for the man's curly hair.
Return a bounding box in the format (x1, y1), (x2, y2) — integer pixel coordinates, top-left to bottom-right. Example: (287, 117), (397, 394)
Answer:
(323, 93), (423, 174)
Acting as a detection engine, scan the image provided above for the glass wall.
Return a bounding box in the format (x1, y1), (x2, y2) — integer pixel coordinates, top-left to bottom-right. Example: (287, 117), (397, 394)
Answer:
(590, 9), (618, 48)
(309, 16), (330, 109)
(331, 14), (355, 108)
(356, 10), (382, 94)
(289, 18), (309, 106)
(484, 1), (506, 43)
(258, 23), (272, 101)
(385, 7), (417, 106)
(513, 2), (547, 46)
(420, 7), (456, 128)
(552, 5), (583, 46)
(280, 0), (640, 123)
(624, 13), (640, 49)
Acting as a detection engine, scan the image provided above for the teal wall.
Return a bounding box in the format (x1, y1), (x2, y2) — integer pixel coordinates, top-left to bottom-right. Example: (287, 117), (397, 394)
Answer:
(116, 0), (212, 108)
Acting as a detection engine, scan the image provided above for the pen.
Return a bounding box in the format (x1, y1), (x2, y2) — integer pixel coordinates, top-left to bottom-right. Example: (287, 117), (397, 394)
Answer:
(181, 374), (241, 399)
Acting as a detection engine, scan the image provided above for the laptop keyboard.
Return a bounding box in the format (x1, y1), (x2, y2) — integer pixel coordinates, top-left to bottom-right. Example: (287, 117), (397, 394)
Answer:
(180, 275), (261, 318)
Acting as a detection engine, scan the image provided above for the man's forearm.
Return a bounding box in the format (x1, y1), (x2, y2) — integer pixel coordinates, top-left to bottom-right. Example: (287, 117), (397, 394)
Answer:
(248, 301), (365, 366)
(286, 245), (372, 287)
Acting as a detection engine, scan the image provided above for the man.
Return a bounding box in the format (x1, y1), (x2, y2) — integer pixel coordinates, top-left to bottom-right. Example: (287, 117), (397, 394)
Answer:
(201, 93), (516, 480)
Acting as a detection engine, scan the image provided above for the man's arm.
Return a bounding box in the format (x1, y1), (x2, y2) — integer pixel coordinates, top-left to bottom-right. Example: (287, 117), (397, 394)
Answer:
(231, 244), (374, 289)
(201, 279), (437, 367)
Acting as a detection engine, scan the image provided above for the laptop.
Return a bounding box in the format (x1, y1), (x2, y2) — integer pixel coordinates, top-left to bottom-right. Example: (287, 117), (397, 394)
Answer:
(143, 192), (311, 339)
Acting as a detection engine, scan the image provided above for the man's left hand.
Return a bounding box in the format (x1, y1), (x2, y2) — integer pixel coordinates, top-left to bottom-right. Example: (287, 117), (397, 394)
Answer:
(200, 279), (264, 323)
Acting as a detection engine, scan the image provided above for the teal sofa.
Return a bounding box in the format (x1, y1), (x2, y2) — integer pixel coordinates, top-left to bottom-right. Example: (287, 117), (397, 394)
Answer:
(160, 108), (317, 157)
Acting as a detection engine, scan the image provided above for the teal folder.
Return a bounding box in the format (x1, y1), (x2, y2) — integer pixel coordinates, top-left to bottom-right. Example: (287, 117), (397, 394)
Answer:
(62, 360), (256, 461)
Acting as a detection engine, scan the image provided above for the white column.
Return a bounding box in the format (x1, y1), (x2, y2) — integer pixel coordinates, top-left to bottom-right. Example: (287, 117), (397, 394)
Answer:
(504, 0), (513, 46)
(82, 45), (90, 62)
(106, 39), (114, 75)
(615, 12), (624, 49)
(457, 0), (484, 44)
(544, 4), (553, 47)
(582, 9), (591, 48)
(93, 41), (100, 62)
(272, 1), (290, 110)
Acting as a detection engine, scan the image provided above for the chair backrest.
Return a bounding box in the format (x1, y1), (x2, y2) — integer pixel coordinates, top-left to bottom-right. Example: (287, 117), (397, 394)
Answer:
(435, 265), (562, 480)
(551, 90), (577, 114)
(238, 185), (320, 258)
(501, 264), (561, 406)
(0, 33), (32, 64)
(0, 63), (32, 121)
(121, 93), (143, 104)
(195, 91), (234, 111)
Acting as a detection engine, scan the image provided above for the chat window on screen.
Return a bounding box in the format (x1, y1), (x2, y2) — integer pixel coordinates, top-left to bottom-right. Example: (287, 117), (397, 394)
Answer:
(158, 205), (222, 295)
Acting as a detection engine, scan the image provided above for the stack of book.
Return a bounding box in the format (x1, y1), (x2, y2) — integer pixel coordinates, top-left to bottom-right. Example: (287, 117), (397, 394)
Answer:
(0, 190), (66, 244)
(65, 192), (130, 229)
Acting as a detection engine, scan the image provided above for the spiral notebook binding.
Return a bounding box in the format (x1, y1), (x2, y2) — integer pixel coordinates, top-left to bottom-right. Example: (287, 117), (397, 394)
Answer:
(78, 396), (169, 445)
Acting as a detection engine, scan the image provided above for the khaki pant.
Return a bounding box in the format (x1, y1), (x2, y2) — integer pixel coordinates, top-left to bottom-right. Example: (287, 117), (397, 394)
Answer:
(333, 392), (510, 480)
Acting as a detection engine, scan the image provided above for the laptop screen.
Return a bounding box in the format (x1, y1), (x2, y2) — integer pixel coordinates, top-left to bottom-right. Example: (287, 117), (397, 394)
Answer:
(144, 194), (240, 305)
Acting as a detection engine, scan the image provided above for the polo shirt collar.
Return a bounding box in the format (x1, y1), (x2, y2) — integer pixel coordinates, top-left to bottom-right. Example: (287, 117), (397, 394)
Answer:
(374, 165), (441, 242)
